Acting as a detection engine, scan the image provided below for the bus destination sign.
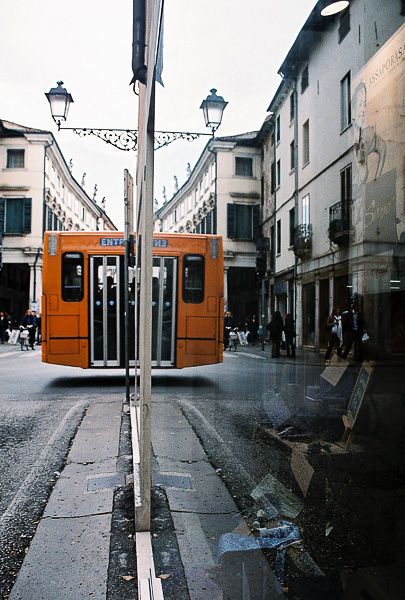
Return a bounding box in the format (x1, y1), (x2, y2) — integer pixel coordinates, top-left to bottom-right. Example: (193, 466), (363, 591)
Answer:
(99, 238), (169, 248)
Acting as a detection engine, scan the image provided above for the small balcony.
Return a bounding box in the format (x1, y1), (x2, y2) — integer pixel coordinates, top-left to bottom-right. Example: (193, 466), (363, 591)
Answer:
(328, 201), (353, 247)
(293, 224), (312, 259)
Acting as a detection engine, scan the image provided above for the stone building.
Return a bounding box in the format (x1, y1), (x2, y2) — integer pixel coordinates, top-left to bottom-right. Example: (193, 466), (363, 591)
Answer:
(260, 0), (404, 356)
(155, 133), (261, 323)
(0, 119), (116, 321)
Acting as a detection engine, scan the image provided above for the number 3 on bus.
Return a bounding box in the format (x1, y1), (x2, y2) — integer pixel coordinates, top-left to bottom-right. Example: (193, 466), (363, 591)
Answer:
(41, 232), (224, 369)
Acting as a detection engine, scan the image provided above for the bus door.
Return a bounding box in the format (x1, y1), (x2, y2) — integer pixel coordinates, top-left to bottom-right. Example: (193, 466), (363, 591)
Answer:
(90, 256), (120, 367)
(151, 257), (177, 367)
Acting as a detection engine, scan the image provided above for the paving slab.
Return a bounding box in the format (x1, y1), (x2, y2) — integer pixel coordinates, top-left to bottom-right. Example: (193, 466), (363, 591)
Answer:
(68, 416), (121, 463)
(9, 514), (111, 600)
(44, 458), (118, 518)
(152, 425), (207, 462)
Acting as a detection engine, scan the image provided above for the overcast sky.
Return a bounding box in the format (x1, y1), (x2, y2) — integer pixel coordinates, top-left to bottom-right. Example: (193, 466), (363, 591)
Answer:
(1, 0), (315, 229)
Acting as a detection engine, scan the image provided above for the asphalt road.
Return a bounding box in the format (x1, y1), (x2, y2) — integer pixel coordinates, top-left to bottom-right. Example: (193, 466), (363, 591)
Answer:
(0, 348), (131, 597)
(0, 344), (323, 598)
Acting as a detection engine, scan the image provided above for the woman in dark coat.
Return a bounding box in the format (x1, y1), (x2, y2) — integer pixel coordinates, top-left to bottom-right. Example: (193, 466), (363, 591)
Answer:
(284, 313), (296, 358)
(21, 309), (37, 350)
(266, 310), (284, 358)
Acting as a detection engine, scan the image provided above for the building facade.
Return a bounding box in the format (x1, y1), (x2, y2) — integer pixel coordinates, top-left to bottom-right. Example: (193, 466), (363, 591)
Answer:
(155, 133), (261, 323)
(0, 119), (116, 321)
(260, 0), (404, 356)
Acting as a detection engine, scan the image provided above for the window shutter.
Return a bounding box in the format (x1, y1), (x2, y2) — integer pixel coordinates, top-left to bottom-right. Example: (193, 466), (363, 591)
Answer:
(253, 205), (260, 239)
(0, 198), (5, 233)
(23, 198), (32, 233)
(47, 207), (53, 230)
(227, 204), (236, 239)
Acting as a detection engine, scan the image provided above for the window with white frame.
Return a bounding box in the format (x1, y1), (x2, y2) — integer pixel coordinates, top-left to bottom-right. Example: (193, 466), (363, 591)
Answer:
(276, 159), (281, 188)
(340, 71), (351, 131)
(301, 194), (310, 226)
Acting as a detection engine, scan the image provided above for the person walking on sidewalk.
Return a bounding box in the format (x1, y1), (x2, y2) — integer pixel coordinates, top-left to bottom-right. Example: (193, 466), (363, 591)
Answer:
(341, 301), (364, 361)
(223, 311), (236, 350)
(21, 309), (37, 350)
(0, 312), (11, 344)
(267, 310), (284, 358)
(284, 313), (296, 358)
(325, 307), (342, 363)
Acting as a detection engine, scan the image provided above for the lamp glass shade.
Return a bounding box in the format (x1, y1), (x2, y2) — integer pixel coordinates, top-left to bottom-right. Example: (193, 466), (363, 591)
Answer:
(45, 81), (74, 124)
(321, 1), (349, 16)
(200, 89), (228, 132)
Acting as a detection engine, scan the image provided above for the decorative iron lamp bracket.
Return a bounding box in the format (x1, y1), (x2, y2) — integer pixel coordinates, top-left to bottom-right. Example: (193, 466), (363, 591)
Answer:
(56, 126), (211, 151)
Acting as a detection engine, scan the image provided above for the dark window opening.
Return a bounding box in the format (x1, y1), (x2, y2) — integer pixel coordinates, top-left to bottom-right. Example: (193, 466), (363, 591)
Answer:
(277, 219), (281, 254)
(0, 197), (31, 234)
(7, 149), (25, 169)
(227, 204), (260, 240)
(290, 93), (295, 121)
(183, 255), (204, 303)
(62, 252), (84, 301)
(341, 164), (352, 220)
(290, 140), (295, 171)
(235, 157), (253, 177)
(289, 207), (295, 247)
(301, 66), (309, 93)
(339, 8), (350, 42)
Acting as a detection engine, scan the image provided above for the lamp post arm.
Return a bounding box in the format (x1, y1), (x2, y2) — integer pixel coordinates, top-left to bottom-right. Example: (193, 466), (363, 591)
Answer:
(56, 126), (211, 151)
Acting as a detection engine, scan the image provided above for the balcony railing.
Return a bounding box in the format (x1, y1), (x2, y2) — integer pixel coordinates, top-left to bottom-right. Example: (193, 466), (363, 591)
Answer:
(328, 200), (353, 246)
(293, 223), (312, 259)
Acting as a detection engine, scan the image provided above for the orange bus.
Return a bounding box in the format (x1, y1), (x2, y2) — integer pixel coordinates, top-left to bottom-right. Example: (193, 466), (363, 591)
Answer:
(41, 231), (224, 369)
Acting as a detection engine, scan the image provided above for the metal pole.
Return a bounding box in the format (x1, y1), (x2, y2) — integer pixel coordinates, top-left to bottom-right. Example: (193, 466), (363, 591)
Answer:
(124, 169), (130, 403)
(261, 278), (265, 351)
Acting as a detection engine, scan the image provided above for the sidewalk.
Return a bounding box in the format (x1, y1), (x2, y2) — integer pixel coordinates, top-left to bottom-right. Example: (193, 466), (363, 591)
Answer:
(4, 343), (327, 600)
(9, 393), (135, 600)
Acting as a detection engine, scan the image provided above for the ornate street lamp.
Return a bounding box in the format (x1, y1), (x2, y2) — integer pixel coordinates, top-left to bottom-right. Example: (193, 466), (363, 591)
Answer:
(200, 88), (228, 136)
(321, 1), (349, 16)
(45, 81), (74, 127)
(45, 82), (226, 151)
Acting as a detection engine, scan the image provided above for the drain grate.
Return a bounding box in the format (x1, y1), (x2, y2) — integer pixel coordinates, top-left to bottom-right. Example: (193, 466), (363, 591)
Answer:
(156, 472), (193, 490)
(85, 472), (124, 493)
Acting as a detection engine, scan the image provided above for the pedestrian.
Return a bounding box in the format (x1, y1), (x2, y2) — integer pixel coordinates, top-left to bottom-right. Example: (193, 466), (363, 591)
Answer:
(223, 311), (236, 350)
(341, 301), (364, 361)
(21, 309), (37, 350)
(0, 312), (11, 344)
(247, 315), (258, 345)
(325, 307), (342, 363)
(284, 313), (296, 358)
(266, 310), (284, 358)
(36, 313), (42, 345)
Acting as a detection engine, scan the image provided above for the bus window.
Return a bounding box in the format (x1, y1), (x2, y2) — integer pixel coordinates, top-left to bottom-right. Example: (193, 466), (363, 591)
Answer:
(62, 252), (84, 301)
(183, 255), (204, 303)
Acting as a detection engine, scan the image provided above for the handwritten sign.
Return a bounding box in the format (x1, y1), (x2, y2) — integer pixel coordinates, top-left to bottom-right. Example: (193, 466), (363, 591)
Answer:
(8, 330), (19, 345)
(321, 354), (348, 386)
(345, 361), (374, 428)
